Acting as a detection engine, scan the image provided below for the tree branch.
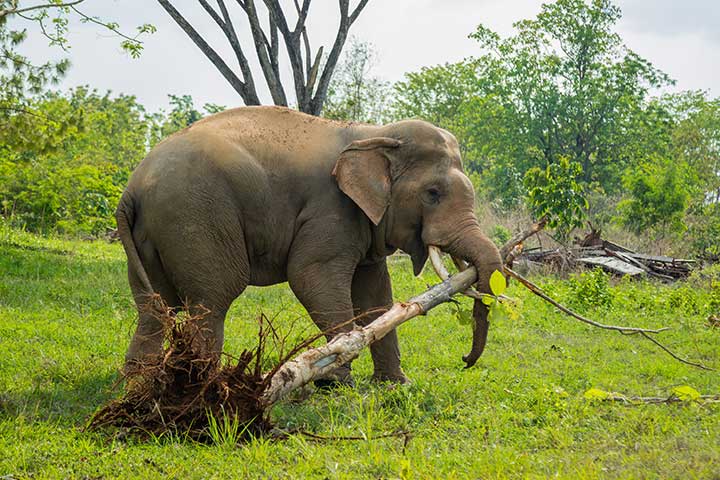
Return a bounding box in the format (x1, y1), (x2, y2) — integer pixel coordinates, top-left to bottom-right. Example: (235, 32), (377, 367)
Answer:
(293, 0), (312, 77)
(504, 267), (713, 371)
(206, 0), (259, 104)
(309, 0), (368, 115)
(264, 0), (308, 109)
(500, 216), (548, 262)
(69, 5), (144, 46)
(348, 0), (368, 25)
(157, 0), (260, 105)
(0, 0), (84, 20)
(293, 0), (310, 36)
(241, 0), (287, 106)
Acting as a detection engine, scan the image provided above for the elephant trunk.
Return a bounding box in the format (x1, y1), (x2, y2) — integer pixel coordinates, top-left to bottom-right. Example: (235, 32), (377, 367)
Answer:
(444, 224), (503, 368)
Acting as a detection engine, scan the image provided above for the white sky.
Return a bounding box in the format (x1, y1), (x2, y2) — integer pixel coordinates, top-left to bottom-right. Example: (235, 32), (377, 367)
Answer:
(12, 0), (720, 112)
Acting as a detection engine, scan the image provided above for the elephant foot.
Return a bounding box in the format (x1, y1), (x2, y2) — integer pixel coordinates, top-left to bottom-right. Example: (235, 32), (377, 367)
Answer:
(314, 376), (356, 391)
(372, 370), (411, 385)
(314, 363), (354, 391)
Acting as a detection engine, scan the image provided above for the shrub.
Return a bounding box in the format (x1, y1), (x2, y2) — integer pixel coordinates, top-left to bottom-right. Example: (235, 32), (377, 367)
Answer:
(568, 268), (613, 310)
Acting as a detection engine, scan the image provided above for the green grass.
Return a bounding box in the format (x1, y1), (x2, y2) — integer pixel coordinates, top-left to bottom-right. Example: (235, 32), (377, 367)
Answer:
(1, 224), (719, 479)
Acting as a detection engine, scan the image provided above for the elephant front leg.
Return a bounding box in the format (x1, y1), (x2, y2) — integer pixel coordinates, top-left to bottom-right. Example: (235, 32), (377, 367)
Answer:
(352, 260), (409, 384)
(288, 257), (358, 387)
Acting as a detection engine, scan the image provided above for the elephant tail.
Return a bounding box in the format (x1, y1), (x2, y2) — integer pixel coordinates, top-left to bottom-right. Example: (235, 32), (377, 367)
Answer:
(115, 191), (154, 295)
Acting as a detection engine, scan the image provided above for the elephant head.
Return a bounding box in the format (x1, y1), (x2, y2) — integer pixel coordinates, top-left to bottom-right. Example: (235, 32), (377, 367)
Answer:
(333, 120), (503, 368)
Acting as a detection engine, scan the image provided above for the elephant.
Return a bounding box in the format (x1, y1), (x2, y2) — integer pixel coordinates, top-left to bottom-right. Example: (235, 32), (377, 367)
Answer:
(115, 106), (502, 385)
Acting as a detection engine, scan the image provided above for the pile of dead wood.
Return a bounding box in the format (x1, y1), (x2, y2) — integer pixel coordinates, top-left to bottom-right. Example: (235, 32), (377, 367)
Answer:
(517, 228), (696, 280)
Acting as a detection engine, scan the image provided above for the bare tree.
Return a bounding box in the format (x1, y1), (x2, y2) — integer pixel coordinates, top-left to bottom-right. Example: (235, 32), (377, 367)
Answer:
(323, 37), (389, 124)
(156, 0), (369, 116)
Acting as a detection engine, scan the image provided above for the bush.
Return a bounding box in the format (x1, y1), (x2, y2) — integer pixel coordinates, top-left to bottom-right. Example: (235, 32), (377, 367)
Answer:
(567, 268), (613, 311)
(524, 157), (588, 241)
(490, 225), (511, 247)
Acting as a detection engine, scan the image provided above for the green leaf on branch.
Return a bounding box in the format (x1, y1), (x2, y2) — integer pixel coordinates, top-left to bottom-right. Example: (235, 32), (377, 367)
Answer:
(672, 385), (701, 402)
(489, 270), (506, 296)
(481, 294), (495, 306)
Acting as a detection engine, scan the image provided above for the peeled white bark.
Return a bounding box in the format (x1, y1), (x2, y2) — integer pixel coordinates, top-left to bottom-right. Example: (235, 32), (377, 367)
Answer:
(260, 262), (478, 407)
(428, 246), (482, 300)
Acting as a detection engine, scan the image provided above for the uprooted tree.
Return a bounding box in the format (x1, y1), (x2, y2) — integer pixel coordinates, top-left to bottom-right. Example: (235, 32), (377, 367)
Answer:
(156, 0), (369, 115)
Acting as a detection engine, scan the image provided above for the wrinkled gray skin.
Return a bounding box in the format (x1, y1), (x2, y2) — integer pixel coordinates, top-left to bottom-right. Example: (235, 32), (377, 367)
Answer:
(117, 106), (502, 384)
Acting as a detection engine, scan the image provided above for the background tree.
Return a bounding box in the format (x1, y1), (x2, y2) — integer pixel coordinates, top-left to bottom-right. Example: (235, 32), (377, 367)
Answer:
(392, 0), (676, 234)
(153, 94), (226, 139)
(0, 87), (156, 233)
(157, 0), (368, 115)
(322, 37), (389, 124)
(0, 0), (154, 148)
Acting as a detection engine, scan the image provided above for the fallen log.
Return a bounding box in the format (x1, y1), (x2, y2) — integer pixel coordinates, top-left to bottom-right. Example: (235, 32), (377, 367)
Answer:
(260, 265), (478, 407)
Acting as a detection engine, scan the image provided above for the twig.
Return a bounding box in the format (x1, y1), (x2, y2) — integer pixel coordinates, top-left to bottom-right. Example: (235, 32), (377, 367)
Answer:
(595, 394), (720, 404)
(505, 267), (667, 334)
(297, 429), (411, 442)
(500, 215), (548, 262)
(634, 331), (714, 371)
(0, 0), (84, 20)
(504, 267), (714, 371)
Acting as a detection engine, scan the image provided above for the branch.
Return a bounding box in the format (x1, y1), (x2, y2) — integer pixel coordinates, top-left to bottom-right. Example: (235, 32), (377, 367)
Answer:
(309, 0), (368, 115)
(634, 331), (713, 371)
(500, 216), (548, 262)
(203, 0), (259, 102)
(260, 267), (479, 406)
(504, 267), (713, 371)
(293, 0), (312, 77)
(157, 0), (260, 105)
(306, 46), (323, 99)
(0, 0), (84, 20)
(348, 0), (368, 25)
(591, 393), (720, 404)
(241, 0), (287, 106)
(264, 0), (307, 108)
(292, 0), (310, 36)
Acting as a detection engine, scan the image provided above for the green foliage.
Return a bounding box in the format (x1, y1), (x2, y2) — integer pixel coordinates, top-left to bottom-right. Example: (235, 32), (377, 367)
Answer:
(524, 157), (588, 240)
(389, 0), (720, 249)
(1, 88), (167, 234)
(567, 268), (613, 310)
(489, 224), (511, 247)
(686, 203), (720, 260)
(0, 1), (154, 124)
(617, 158), (690, 235)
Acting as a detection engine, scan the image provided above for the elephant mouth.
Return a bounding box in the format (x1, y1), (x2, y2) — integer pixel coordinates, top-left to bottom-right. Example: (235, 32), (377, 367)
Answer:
(408, 225), (428, 276)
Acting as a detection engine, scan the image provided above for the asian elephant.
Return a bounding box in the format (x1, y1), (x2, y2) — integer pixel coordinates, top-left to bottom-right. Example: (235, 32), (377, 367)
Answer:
(116, 106), (502, 385)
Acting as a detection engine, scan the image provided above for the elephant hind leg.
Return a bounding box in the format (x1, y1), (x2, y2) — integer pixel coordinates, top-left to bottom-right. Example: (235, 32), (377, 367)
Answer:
(151, 218), (251, 358)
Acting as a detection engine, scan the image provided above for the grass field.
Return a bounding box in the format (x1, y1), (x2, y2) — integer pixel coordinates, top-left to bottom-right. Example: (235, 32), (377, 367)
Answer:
(1, 224), (719, 479)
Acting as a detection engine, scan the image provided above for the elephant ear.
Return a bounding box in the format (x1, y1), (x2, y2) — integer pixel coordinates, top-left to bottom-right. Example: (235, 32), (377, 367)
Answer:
(332, 137), (402, 225)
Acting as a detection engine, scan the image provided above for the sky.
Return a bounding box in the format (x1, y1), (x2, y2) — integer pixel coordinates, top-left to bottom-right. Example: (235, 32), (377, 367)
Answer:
(13, 0), (720, 113)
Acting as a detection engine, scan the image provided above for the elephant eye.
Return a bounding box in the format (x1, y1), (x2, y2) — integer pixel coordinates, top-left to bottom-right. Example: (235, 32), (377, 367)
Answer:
(423, 187), (441, 205)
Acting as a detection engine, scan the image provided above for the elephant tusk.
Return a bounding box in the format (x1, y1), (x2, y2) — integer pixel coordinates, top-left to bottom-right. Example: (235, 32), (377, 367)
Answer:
(428, 246), (483, 300)
(428, 245), (451, 280)
(451, 255), (469, 272)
